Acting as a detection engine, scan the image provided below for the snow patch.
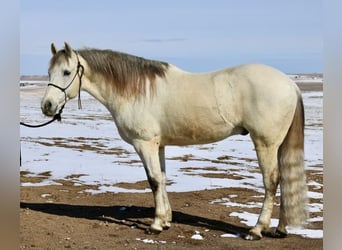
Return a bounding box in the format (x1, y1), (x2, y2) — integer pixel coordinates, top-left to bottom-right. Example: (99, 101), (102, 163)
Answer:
(229, 211), (323, 238)
(191, 231), (204, 240)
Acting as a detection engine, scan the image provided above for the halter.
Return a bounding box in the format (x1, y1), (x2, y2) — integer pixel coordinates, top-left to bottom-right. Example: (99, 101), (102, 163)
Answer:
(48, 51), (84, 112)
(20, 52), (85, 166)
(20, 52), (84, 129)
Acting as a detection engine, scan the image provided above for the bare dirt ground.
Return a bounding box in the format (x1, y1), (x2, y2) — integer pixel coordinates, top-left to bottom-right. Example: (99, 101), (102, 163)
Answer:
(20, 81), (323, 249)
(20, 168), (323, 250)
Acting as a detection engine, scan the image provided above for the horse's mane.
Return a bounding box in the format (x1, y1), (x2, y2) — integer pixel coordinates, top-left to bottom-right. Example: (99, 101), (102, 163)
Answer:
(77, 48), (169, 97)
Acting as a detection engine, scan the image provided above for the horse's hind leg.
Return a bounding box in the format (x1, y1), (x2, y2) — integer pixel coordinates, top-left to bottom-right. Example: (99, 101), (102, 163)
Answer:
(246, 143), (279, 240)
(133, 140), (172, 234)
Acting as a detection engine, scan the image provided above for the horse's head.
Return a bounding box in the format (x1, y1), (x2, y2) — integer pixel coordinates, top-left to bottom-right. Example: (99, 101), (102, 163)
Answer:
(41, 42), (84, 116)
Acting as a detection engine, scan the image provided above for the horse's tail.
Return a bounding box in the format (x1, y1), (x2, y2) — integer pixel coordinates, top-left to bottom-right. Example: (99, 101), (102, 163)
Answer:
(278, 91), (308, 226)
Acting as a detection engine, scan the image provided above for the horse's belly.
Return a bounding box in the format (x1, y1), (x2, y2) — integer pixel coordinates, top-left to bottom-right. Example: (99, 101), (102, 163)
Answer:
(160, 120), (235, 146)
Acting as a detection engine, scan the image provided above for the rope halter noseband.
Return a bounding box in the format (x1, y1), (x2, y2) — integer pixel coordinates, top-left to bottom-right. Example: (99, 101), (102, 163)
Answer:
(48, 51), (84, 112)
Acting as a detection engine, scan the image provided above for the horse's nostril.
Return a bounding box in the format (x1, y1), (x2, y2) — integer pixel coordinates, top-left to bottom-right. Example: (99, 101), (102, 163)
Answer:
(44, 101), (52, 110)
(42, 100), (53, 115)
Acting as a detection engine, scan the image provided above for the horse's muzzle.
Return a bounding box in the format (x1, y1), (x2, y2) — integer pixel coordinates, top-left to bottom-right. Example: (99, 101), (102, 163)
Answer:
(41, 99), (57, 117)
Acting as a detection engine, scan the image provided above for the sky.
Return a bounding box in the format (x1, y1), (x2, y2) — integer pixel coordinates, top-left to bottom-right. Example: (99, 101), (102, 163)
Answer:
(20, 0), (322, 75)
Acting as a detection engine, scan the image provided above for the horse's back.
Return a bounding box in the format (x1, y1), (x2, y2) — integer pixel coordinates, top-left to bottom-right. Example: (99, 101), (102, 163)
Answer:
(226, 63), (297, 92)
(121, 63), (300, 147)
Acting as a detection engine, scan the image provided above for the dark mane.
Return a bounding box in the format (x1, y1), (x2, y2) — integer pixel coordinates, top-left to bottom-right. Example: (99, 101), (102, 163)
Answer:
(77, 49), (169, 97)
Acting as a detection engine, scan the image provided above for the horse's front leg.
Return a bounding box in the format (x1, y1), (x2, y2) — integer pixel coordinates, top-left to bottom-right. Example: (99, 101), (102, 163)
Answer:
(158, 146), (172, 226)
(133, 139), (172, 234)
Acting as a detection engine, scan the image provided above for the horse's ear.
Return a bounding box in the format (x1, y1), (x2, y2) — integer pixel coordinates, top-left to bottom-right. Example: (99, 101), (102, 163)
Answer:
(64, 42), (72, 58)
(51, 43), (57, 55)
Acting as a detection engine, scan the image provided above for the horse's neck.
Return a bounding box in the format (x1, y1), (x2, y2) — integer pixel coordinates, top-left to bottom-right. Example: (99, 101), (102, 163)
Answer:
(81, 77), (114, 108)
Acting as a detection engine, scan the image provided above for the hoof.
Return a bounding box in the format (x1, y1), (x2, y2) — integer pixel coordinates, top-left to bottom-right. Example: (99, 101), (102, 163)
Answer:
(145, 227), (162, 235)
(162, 222), (171, 230)
(245, 231), (262, 241)
(245, 227), (263, 240)
(145, 222), (163, 235)
(272, 229), (288, 238)
(145, 220), (171, 234)
(245, 234), (262, 241)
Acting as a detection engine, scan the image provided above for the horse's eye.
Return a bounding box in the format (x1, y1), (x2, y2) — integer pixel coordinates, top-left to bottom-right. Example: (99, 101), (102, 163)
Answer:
(63, 70), (71, 76)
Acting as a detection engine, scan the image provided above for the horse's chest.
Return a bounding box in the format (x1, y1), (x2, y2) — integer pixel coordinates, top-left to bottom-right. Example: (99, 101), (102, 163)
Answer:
(113, 112), (160, 143)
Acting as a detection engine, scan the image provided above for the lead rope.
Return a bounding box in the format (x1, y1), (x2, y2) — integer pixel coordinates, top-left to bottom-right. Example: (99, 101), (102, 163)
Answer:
(20, 105), (64, 128)
(76, 59), (84, 109)
(19, 106), (64, 166)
